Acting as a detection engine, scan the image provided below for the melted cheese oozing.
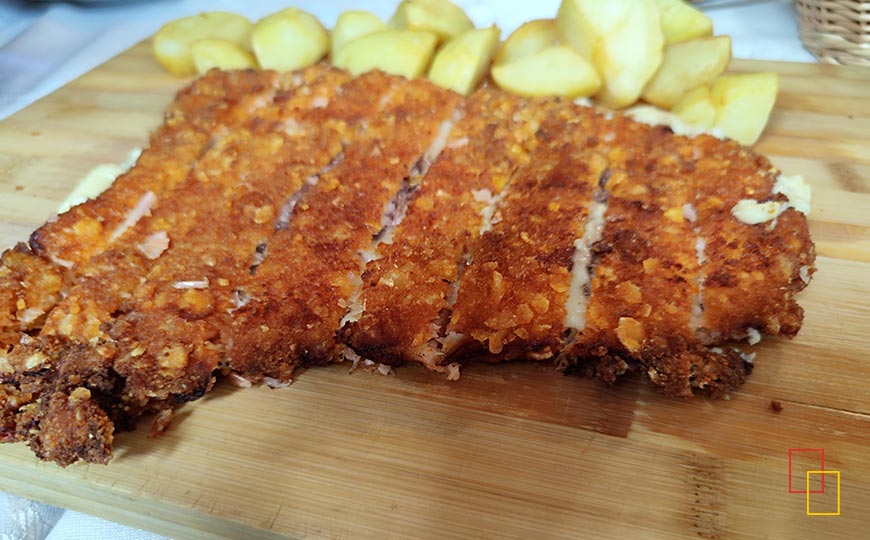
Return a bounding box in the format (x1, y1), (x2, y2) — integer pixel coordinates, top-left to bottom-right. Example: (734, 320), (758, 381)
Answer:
(731, 174), (812, 225)
(730, 200), (786, 225)
(773, 174), (812, 214)
(624, 105), (726, 139)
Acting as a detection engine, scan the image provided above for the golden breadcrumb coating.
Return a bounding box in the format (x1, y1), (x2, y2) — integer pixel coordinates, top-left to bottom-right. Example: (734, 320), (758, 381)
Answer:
(225, 72), (463, 377)
(338, 89), (546, 368)
(447, 99), (602, 361)
(0, 68), (815, 465)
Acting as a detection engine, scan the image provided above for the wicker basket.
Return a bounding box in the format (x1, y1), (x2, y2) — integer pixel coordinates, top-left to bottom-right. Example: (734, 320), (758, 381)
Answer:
(796, 0), (870, 65)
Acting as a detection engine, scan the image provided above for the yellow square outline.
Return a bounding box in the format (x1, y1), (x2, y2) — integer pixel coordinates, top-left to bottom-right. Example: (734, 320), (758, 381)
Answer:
(806, 470), (840, 516)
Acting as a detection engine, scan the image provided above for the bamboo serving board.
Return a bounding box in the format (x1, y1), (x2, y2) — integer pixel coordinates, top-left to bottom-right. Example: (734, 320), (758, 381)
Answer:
(1, 42), (868, 540)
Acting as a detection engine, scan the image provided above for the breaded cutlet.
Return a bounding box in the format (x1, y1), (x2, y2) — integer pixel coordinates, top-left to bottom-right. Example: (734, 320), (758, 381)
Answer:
(566, 121), (813, 396)
(691, 149), (813, 342)
(0, 68), (815, 465)
(1, 66), (359, 463)
(224, 72), (463, 378)
(565, 117), (728, 396)
(446, 99), (603, 362)
(0, 69), (308, 348)
(337, 89), (548, 370)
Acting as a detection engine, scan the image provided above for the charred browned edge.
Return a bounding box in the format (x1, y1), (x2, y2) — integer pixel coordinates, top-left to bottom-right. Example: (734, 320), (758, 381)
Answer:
(224, 73), (463, 380)
(337, 89), (538, 368)
(447, 99), (604, 363)
(9, 342), (116, 465)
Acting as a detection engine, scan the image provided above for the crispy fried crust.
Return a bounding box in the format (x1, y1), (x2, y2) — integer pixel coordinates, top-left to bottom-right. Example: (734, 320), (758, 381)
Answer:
(692, 151), (813, 341)
(225, 73), (463, 375)
(103, 67), (356, 411)
(568, 119), (713, 396)
(0, 69), (299, 349)
(567, 123), (812, 396)
(447, 100), (602, 361)
(338, 89), (545, 368)
(1, 65), (357, 458)
(0, 68), (815, 465)
(0, 245), (64, 346)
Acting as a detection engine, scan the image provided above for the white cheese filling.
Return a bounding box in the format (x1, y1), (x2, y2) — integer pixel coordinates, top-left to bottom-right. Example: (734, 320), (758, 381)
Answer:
(731, 174), (812, 225)
(624, 105), (726, 140)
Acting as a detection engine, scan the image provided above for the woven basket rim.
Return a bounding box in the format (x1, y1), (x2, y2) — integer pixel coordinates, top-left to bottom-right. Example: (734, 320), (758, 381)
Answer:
(796, 0), (870, 65)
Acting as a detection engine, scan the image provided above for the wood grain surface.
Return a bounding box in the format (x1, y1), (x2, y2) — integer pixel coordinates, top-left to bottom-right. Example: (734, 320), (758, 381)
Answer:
(1, 42), (868, 540)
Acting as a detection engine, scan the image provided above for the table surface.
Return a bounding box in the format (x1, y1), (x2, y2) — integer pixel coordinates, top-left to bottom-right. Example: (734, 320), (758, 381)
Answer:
(0, 1), (846, 540)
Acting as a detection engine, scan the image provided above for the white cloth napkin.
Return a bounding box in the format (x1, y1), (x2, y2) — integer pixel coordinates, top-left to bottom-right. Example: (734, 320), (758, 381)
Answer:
(0, 1), (814, 539)
(0, 492), (63, 540)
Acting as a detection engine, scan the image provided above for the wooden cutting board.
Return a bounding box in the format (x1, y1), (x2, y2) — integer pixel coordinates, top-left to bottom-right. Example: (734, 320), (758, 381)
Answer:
(1, 42), (868, 540)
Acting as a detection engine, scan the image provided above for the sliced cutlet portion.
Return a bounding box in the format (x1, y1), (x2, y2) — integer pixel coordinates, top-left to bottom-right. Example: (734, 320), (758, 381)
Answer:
(566, 122), (813, 396)
(29, 69), (283, 266)
(225, 73), (462, 381)
(446, 100), (602, 362)
(565, 120), (732, 396)
(37, 67), (352, 346)
(0, 69), (292, 347)
(0, 68), (356, 464)
(103, 67), (379, 415)
(0, 247), (65, 347)
(689, 142), (815, 343)
(338, 89), (546, 370)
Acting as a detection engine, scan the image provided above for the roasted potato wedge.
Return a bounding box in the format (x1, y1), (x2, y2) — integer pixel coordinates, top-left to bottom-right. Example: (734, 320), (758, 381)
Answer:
(642, 35), (731, 109)
(711, 72), (780, 145)
(491, 45), (601, 98)
(672, 85), (716, 128)
(252, 8), (329, 71)
(331, 10), (387, 57)
(389, 0), (474, 42)
(191, 39), (258, 74)
(429, 26), (501, 95)
(654, 0), (714, 44)
(555, 0), (628, 61)
(494, 19), (559, 66)
(594, 0), (664, 108)
(152, 11), (253, 77)
(332, 30), (438, 79)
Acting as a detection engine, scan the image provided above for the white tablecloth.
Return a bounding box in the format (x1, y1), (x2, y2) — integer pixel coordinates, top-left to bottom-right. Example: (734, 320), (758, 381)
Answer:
(0, 1), (815, 539)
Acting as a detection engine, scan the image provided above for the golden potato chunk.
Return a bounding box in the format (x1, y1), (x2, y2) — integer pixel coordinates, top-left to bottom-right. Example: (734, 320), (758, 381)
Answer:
(152, 11), (253, 77)
(252, 8), (329, 71)
(642, 35), (731, 109)
(389, 0), (474, 42)
(593, 1), (664, 108)
(331, 10), (387, 57)
(491, 45), (601, 98)
(654, 0), (714, 44)
(711, 72), (780, 145)
(494, 19), (559, 67)
(672, 85), (716, 129)
(332, 30), (438, 79)
(191, 39), (258, 74)
(429, 26), (500, 95)
(555, 0), (629, 61)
